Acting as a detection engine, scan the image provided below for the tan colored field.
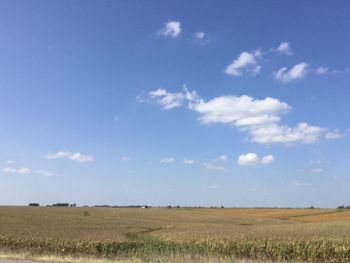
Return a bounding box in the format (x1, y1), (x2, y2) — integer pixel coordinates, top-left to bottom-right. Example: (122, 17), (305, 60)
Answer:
(1, 207), (350, 262)
(0, 206), (350, 241)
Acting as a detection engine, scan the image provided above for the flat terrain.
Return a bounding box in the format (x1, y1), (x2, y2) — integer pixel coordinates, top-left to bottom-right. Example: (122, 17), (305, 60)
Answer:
(0, 206), (350, 241)
(1, 207), (350, 262)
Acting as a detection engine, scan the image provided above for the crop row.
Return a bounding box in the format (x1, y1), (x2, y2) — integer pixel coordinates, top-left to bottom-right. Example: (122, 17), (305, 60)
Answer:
(0, 236), (350, 262)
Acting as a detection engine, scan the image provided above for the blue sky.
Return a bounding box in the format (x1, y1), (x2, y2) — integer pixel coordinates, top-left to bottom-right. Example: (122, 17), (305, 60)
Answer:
(1, 0), (350, 207)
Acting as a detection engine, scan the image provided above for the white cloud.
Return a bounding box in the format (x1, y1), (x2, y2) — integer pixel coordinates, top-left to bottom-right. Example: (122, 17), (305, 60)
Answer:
(149, 88), (199, 110)
(45, 151), (94, 162)
(315, 66), (329, 75)
(195, 32), (205, 39)
(311, 168), (324, 173)
(149, 88), (326, 145)
(184, 159), (194, 165)
(237, 153), (260, 166)
(3, 167), (31, 174)
(160, 158), (175, 164)
(274, 62), (309, 83)
(261, 155), (274, 164)
(190, 95), (290, 126)
(215, 155), (227, 162)
(203, 162), (227, 172)
(250, 123), (324, 144)
(276, 42), (292, 55)
(224, 51), (261, 77)
(158, 21), (181, 38)
(36, 170), (54, 176)
(194, 32), (210, 45)
(326, 129), (344, 140)
(122, 156), (131, 161)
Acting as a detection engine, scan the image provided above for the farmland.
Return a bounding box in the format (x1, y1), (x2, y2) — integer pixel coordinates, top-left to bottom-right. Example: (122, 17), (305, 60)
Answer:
(0, 206), (350, 262)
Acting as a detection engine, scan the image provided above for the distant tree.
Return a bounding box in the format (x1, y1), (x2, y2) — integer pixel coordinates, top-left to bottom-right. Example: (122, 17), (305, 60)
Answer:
(337, 205), (345, 209)
(167, 205), (172, 209)
(52, 203), (69, 207)
(221, 206), (224, 209)
(28, 203), (39, 207)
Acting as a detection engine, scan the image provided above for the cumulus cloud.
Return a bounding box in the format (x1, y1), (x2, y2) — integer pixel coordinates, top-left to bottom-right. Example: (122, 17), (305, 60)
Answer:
(158, 21), (181, 38)
(184, 159), (194, 164)
(3, 167), (31, 174)
(45, 151), (94, 162)
(160, 158), (175, 164)
(274, 62), (309, 83)
(224, 50), (261, 77)
(238, 153), (259, 166)
(238, 153), (274, 166)
(203, 162), (227, 172)
(149, 88), (199, 110)
(190, 95), (290, 126)
(275, 42), (292, 55)
(148, 88), (327, 145)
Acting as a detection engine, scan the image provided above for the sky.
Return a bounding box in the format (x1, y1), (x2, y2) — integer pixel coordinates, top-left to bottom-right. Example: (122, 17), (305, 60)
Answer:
(1, 0), (350, 207)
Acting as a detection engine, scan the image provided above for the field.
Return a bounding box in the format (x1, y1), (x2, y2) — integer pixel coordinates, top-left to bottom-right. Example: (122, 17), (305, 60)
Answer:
(0, 206), (350, 262)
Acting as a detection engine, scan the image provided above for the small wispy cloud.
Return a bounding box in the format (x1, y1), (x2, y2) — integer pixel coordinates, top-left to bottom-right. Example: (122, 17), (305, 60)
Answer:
(261, 155), (274, 164)
(45, 151), (94, 162)
(122, 156), (131, 161)
(314, 66), (350, 75)
(311, 168), (324, 173)
(149, 88), (199, 110)
(160, 158), (175, 164)
(315, 66), (329, 75)
(275, 42), (292, 55)
(194, 32), (210, 45)
(326, 129), (344, 140)
(274, 62), (309, 83)
(158, 21), (181, 38)
(36, 169), (54, 176)
(3, 167), (31, 175)
(215, 155), (227, 162)
(224, 50), (262, 77)
(203, 162), (227, 172)
(184, 159), (194, 165)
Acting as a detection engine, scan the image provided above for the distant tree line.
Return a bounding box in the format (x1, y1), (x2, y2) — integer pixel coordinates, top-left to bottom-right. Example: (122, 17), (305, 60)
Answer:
(337, 205), (350, 209)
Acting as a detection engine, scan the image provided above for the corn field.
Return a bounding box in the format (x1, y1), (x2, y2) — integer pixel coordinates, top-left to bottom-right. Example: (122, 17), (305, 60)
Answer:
(1, 236), (350, 262)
